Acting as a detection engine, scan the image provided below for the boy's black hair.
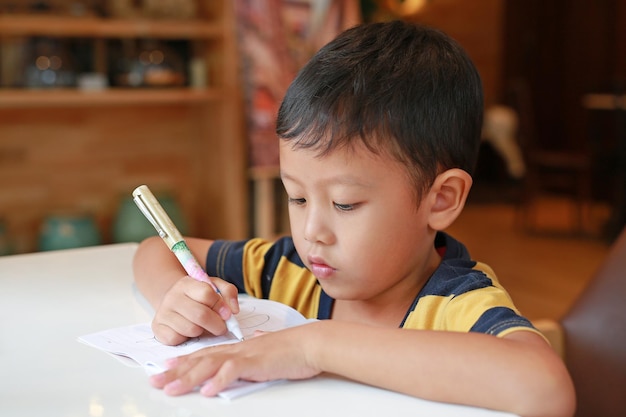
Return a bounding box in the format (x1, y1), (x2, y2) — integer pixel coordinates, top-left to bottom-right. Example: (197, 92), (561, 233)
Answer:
(276, 20), (484, 199)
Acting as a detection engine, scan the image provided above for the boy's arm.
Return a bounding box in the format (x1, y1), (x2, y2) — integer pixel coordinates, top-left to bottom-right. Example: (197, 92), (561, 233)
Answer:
(307, 321), (575, 417)
(132, 236), (240, 345)
(151, 320), (575, 417)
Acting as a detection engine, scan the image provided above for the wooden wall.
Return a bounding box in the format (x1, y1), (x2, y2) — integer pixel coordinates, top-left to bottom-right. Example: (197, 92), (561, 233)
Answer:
(503, 0), (626, 151)
(503, 0), (626, 201)
(0, 103), (222, 253)
(408, 0), (505, 107)
(0, 1), (509, 253)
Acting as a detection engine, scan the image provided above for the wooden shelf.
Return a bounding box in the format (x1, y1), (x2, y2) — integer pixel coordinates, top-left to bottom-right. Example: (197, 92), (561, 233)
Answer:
(0, 1), (249, 249)
(0, 14), (222, 39)
(0, 88), (223, 108)
(582, 93), (626, 111)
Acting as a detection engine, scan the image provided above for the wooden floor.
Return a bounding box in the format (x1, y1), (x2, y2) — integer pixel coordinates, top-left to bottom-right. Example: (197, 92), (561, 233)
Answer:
(446, 198), (612, 322)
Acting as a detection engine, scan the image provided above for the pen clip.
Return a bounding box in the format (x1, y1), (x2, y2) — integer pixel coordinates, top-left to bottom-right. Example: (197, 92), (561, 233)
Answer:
(132, 185), (183, 248)
(133, 193), (166, 239)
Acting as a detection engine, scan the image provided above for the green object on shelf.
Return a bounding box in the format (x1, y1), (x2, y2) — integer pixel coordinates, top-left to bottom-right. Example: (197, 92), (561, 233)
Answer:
(39, 213), (102, 251)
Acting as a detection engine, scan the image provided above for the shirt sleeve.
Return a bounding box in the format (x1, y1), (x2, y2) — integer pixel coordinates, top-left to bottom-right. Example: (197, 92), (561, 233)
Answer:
(403, 260), (541, 337)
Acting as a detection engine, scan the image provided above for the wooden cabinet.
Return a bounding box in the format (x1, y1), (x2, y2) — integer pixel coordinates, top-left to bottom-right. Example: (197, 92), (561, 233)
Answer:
(0, 2), (248, 253)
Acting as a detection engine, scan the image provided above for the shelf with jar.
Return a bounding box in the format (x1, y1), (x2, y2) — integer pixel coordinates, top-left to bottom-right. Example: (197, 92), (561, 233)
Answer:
(0, 1), (249, 249)
(0, 5), (227, 107)
(0, 14), (222, 37)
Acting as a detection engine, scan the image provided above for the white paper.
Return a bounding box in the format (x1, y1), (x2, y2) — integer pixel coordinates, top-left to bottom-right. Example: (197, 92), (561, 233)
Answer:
(78, 297), (309, 399)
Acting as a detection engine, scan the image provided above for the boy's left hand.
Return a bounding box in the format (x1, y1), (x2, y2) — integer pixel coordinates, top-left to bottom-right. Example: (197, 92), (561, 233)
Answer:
(148, 323), (322, 396)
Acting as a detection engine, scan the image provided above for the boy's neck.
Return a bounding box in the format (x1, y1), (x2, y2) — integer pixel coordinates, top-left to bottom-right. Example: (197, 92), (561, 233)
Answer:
(330, 256), (439, 328)
(331, 298), (414, 328)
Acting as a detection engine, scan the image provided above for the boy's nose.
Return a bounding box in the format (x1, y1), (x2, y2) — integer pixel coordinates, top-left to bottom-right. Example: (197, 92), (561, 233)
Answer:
(303, 207), (333, 244)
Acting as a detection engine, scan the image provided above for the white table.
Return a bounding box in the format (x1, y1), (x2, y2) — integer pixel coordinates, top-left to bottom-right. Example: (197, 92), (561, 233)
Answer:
(0, 243), (516, 417)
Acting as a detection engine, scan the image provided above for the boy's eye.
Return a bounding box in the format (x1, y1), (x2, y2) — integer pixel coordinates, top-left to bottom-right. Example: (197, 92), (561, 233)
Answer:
(334, 202), (355, 211)
(288, 197), (306, 206)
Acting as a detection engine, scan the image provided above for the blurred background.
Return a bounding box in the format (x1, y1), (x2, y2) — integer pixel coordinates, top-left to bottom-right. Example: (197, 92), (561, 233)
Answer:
(0, 0), (622, 321)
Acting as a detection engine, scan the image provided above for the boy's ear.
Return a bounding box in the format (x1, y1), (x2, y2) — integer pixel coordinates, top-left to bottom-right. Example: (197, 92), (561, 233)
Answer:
(425, 168), (472, 231)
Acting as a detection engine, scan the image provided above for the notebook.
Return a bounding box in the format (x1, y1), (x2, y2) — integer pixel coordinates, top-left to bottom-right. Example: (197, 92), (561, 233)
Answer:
(78, 297), (311, 399)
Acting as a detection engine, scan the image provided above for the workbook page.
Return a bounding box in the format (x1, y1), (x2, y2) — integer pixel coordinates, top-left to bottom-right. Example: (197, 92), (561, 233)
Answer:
(78, 297), (310, 399)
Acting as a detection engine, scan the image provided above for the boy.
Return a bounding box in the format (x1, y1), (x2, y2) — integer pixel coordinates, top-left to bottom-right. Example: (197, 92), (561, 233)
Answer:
(133, 21), (575, 417)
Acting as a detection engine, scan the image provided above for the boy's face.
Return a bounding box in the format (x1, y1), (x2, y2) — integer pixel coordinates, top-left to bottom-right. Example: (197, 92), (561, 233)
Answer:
(280, 139), (441, 304)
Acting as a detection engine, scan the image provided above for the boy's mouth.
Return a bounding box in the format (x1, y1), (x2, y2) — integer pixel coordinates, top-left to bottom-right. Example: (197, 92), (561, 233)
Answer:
(308, 256), (336, 279)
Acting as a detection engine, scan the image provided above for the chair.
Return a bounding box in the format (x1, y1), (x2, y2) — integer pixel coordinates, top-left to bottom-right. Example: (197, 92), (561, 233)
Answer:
(505, 79), (594, 235)
(534, 226), (626, 417)
(521, 150), (592, 235)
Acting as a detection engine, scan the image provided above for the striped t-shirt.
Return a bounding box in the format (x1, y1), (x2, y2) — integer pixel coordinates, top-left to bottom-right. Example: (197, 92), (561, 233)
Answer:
(206, 231), (537, 337)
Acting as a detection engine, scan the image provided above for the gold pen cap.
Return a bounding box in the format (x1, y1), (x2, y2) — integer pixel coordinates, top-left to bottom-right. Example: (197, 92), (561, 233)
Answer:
(132, 185), (183, 248)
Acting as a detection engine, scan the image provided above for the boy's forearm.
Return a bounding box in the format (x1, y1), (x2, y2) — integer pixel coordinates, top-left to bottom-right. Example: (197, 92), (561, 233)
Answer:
(304, 320), (575, 417)
(132, 236), (186, 309)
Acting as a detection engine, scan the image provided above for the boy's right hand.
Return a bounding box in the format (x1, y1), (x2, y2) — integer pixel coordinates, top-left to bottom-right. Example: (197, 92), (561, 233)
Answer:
(151, 275), (240, 346)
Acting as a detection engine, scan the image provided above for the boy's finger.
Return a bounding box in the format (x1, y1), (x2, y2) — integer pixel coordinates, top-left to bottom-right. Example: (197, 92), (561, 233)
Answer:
(152, 322), (190, 346)
(211, 278), (240, 314)
(199, 359), (242, 397)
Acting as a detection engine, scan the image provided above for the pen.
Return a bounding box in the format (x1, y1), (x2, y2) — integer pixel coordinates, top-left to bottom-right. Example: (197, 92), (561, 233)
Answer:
(132, 184), (244, 341)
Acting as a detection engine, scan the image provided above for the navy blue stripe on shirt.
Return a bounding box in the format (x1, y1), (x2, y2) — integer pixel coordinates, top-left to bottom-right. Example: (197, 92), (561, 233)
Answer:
(207, 240), (246, 293)
(318, 290), (333, 320)
(420, 265), (492, 298)
(470, 306), (535, 335)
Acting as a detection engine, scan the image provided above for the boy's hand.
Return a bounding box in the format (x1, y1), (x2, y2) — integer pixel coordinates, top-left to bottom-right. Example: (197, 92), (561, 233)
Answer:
(152, 276), (240, 346)
(148, 323), (322, 396)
